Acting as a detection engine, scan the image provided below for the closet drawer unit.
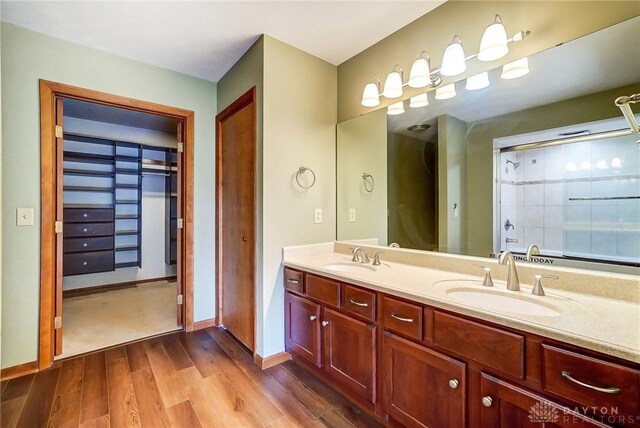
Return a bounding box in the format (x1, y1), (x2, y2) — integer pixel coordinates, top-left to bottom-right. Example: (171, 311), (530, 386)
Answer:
(542, 344), (640, 418)
(433, 311), (524, 379)
(284, 268), (304, 293)
(341, 284), (376, 322)
(381, 295), (423, 341)
(305, 274), (340, 307)
(63, 250), (114, 276)
(64, 222), (114, 238)
(64, 236), (114, 253)
(64, 208), (114, 223)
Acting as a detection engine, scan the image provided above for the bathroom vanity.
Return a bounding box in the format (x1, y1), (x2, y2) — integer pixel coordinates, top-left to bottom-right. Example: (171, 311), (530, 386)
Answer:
(282, 243), (640, 427)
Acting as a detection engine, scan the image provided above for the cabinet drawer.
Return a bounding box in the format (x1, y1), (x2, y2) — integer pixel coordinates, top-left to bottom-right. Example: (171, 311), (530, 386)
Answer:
(306, 274), (340, 307)
(341, 284), (375, 322)
(64, 208), (114, 223)
(63, 250), (114, 276)
(283, 268), (304, 293)
(542, 344), (640, 420)
(64, 236), (114, 253)
(381, 295), (423, 341)
(433, 311), (524, 379)
(64, 222), (114, 238)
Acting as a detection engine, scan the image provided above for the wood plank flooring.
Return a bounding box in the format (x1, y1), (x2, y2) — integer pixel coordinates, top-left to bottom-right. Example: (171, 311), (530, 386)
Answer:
(1, 328), (383, 428)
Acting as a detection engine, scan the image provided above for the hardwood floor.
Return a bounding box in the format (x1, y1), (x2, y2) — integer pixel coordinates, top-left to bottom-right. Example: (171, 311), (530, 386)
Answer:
(1, 328), (383, 428)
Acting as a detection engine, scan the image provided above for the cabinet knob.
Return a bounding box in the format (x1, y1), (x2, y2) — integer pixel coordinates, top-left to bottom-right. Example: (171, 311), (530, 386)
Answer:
(309, 315), (317, 321)
(482, 396), (493, 407)
(83, 213), (88, 218)
(242, 236), (248, 242)
(83, 243), (88, 247)
(321, 321), (329, 327)
(448, 379), (459, 389)
(83, 228), (88, 232)
(83, 261), (88, 266)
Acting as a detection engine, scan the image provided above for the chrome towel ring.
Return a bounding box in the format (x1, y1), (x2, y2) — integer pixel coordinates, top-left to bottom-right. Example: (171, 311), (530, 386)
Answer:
(296, 166), (316, 189)
(362, 173), (375, 192)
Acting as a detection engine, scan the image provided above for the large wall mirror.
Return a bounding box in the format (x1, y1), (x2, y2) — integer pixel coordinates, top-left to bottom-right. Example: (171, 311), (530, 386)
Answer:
(337, 16), (640, 274)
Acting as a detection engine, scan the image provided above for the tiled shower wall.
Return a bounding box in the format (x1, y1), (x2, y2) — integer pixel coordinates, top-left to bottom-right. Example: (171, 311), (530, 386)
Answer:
(499, 134), (640, 263)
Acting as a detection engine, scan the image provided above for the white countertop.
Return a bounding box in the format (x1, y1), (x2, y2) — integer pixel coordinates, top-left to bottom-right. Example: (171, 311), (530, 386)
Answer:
(283, 244), (640, 364)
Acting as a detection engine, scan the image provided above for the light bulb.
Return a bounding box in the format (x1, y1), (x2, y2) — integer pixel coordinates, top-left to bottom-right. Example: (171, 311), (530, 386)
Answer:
(595, 159), (608, 170)
(410, 93), (429, 108)
(441, 35), (466, 77)
(387, 101), (405, 115)
(580, 160), (592, 170)
(566, 161), (577, 172)
(478, 15), (509, 61)
(501, 57), (529, 79)
(435, 83), (456, 100)
(465, 72), (490, 90)
(382, 70), (403, 98)
(611, 157), (623, 169)
(361, 82), (380, 107)
(408, 56), (431, 88)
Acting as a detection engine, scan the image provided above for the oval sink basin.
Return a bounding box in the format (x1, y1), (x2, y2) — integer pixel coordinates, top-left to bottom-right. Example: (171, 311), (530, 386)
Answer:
(323, 263), (377, 273)
(445, 287), (562, 317)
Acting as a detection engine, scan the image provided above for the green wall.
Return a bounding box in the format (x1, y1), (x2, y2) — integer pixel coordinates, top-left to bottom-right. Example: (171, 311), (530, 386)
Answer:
(1, 23), (217, 368)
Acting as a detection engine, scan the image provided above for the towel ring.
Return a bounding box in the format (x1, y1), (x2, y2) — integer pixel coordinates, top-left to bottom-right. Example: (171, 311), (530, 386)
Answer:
(296, 167), (316, 189)
(362, 173), (375, 193)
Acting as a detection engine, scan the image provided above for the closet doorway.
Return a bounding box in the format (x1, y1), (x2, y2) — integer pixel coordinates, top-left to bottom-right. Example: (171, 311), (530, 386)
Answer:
(39, 81), (194, 369)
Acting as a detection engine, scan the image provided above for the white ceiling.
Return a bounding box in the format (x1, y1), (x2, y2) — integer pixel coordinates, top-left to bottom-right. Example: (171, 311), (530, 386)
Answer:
(0, 0), (445, 82)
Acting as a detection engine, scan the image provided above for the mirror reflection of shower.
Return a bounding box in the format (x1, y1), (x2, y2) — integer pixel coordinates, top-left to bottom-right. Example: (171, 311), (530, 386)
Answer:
(505, 159), (521, 174)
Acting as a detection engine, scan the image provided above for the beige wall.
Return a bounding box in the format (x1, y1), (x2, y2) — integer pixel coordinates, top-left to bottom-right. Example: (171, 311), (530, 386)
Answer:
(262, 36), (337, 357)
(336, 108), (387, 244)
(337, 1), (640, 122)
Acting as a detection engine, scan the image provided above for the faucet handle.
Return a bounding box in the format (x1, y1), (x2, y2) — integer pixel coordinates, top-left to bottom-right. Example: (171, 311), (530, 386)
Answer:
(351, 247), (360, 262)
(373, 251), (384, 266)
(532, 274), (558, 296)
(473, 264), (494, 287)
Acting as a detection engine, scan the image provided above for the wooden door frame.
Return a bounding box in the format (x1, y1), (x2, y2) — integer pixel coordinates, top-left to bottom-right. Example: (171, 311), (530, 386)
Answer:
(39, 80), (195, 369)
(215, 87), (257, 354)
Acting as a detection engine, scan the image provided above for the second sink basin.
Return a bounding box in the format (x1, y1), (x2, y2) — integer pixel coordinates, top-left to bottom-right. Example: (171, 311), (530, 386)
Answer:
(323, 262), (377, 273)
(444, 287), (562, 317)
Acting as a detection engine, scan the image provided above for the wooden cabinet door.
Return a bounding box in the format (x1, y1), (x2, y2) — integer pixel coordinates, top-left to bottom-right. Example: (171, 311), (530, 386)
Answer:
(382, 332), (465, 428)
(285, 293), (321, 367)
(480, 373), (610, 427)
(322, 308), (376, 403)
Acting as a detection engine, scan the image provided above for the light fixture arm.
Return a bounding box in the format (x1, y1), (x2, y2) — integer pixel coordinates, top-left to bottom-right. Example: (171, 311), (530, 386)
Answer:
(615, 94), (640, 134)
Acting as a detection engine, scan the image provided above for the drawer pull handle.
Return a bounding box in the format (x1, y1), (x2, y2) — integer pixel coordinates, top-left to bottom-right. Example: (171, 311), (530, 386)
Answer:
(561, 371), (621, 395)
(448, 379), (459, 389)
(287, 279), (299, 284)
(83, 262), (88, 266)
(390, 313), (414, 323)
(83, 243), (88, 247)
(482, 396), (493, 407)
(321, 321), (329, 327)
(309, 315), (317, 321)
(349, 298), (368, 307)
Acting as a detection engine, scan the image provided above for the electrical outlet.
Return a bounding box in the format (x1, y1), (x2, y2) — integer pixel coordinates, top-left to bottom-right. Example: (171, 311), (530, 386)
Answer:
(314, 208), (322, 224)
(349, 208), (356, 223)
(17, 208), (34, 226)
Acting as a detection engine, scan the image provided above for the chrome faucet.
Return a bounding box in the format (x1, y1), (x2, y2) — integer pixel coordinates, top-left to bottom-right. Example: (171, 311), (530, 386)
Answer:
(498, 251), (520, 291)
(526, 244), (540, 262)
(351, 247), (370, 264)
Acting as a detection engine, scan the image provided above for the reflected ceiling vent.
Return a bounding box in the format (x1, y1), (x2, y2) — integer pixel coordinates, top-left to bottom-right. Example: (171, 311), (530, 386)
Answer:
(407, 123), (432, 132)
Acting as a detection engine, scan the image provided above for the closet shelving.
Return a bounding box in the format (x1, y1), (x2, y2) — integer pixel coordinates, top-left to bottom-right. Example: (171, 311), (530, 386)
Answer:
(165, 149), (178, 265)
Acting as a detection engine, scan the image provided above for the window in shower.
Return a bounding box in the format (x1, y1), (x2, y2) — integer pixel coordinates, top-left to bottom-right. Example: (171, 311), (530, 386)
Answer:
(498, 132), (640, 266)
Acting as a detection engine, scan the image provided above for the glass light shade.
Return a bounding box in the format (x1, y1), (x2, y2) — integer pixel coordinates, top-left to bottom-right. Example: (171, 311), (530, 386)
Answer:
(382, 71), (403, 98)
(565, 161), (577, 172)
(408, 57), (431, 88)
(595, 159), (608, 170)
(361, 83), (380, 107)
(465, 72), (490, 90)
(478, 18), (509, 61)
(410, 93), (429, 108)
(441, 37), (466, 77)
(435, 83), (456, 100)
(580, 160), (592, 170)
(501, 57), (529, 79)
(611, 157), (623, 169)
(387, 101), (405, 115)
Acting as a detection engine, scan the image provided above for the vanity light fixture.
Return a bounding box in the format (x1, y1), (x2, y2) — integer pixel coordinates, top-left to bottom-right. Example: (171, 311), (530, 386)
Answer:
(579, 160), (592, 170)
(595, 159), (608, 170)
(478, 14), (509, 61)
(465, 72), (490, 90)
(387, 101), (405, 115)
(611, 157), (623, 169)
(361, 78), (381, 107)
(565, 161), (577, 172)
(501, 57), (530, 79)
(382, 65), (404, 98)
(410, 93), (429, 108)
(435, 83), (456, 100)
(408, 52), (443, 89)
(441, 35), (467, 77)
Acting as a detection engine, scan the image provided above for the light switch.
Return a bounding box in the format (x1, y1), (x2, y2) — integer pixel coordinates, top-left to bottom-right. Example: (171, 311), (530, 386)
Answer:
(349, 208), (356, 223)
(17, 208), (34, 226)
(314, 208), (322, 224)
